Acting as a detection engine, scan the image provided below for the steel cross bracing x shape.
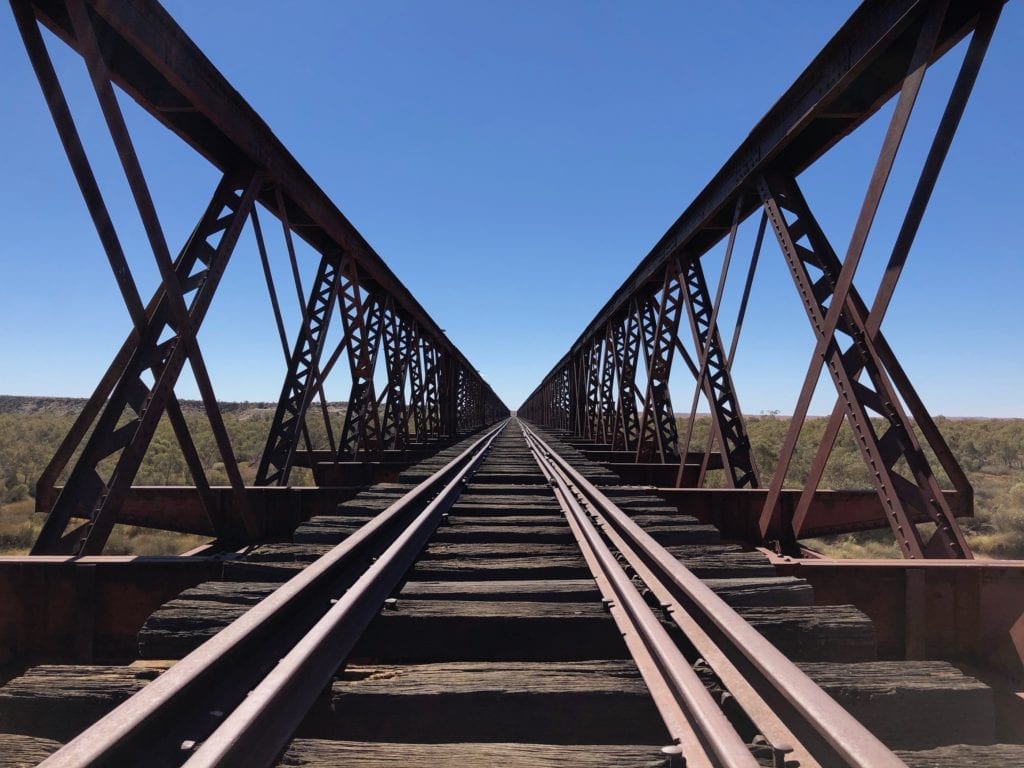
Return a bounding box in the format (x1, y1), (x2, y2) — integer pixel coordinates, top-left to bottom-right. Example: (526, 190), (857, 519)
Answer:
(544, 366), (565, 432)
(579, 346), (592, 437)
(438, 355), (457, 436)
(338, 262), (386, 460)
(15, 0), (221, 538)
(14, 0), (508, 553)
(261, 187), (344, 472)
(421, 340), (442, 440)
(520, 0), (1005, 558)
(611, 303), (642, 451)
(379, 301), (412, 452)
(252, 204), (345, 473)
(635, 260), (685, 464)
(521, 0), (1002, 375)
(676, 254), (759, 490)
(34, 168), (261, 555)
(16, 0), (265, 554)
(456, 368), (475, 433)
(597, 323), (617, 444)
(566, 362), (573, 434)
(411, 337), (428, 440)
(404, 323), (427, 442)
(757, 173), (970, 559)
(787, 0), (1001, 546)
(583, 336), (603, 442)
(567, 353), (582, 437)
(754, 0), (983, 559)
(255, 254), (342, 487)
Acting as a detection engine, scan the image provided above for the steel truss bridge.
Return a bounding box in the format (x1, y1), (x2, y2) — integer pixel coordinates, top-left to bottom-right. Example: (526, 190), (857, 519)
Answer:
(1, 1), (1022, 766)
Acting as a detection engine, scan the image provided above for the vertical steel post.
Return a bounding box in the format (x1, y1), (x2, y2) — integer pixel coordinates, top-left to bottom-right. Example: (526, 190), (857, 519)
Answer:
(337, 262), (385, 459)
(675, 256), (758, 489)
(635, 263), (684, 463)
(256, 253), (342, 485)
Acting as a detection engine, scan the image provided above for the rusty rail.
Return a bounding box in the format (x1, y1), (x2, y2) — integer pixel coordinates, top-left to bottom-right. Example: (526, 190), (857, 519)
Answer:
(37, 420), (507, 768)
(522, 421), (906, 768)
(523, 426), (757, 767)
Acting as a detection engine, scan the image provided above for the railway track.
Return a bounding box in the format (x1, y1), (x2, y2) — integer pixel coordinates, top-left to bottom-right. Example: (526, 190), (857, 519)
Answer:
(0, 418), (1018, 766)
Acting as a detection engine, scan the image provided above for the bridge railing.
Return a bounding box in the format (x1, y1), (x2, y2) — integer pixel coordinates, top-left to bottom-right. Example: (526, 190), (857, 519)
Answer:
(521, 0), (1007, 559)
(12, 0), (507, 555)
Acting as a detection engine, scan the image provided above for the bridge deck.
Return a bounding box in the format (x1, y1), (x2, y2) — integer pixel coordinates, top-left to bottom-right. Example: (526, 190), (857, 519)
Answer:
(0, 420), (1020, 766)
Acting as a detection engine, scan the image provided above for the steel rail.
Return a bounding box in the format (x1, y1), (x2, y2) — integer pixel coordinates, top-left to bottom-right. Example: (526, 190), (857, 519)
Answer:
(184, 420), (507, 766)
(521, 422), (906, 768)
(521, 436), (810, 768)
(570, 482), (813, 765)
(532, 427), (813, 767)
(523, 426), (757, 767)
(38, 419), (508, 768)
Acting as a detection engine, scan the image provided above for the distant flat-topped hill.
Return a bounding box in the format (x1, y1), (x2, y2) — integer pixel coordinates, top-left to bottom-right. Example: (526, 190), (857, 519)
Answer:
(0, 395), (347, 418)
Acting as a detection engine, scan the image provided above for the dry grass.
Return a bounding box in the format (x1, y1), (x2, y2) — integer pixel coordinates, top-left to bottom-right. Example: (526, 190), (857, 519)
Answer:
(802, 472), (1024, 559)
(1, 404), (1020, 559)
(0, 498), (208, 556)
(0, 499), (40, 555)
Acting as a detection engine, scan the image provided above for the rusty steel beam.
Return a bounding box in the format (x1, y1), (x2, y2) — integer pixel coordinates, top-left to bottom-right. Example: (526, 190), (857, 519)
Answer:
(522, 0), (999, 408)
(634, 261), (684, 463)
(659, 487), (970, 543)
(524, 0), (996, 375)
(31, 170), (262, 555)
(15, 0), (507, 554)
(753, 1), (971, 560)
(612, 304), (642, 450)
(421, 339), (442, 440)
(0, 555), (225, 667)
(757, 172), (971, 559)
(582, 337), (602, 441)
(796, 1), (1000, 538)
(765, 554), (1024, 681)
(23, 0), (491, 382)
(379, 302), (412, 452)
(596, 324), (617, 443)
(404, 323), (426, 441)
(256, 254), (342, 486)
(521, 0), (1003, 559)
(338, 266), (386, 460)
(675, 237), (758, 490)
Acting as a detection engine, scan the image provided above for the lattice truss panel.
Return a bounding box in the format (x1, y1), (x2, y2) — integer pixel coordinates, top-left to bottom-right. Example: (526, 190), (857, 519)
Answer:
(13, 0), (506, 554)
(521, 0), (1005, 558)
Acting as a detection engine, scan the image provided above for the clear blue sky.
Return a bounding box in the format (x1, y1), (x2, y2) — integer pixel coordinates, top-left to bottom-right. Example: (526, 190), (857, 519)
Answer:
(0, 1), (1021, 416)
